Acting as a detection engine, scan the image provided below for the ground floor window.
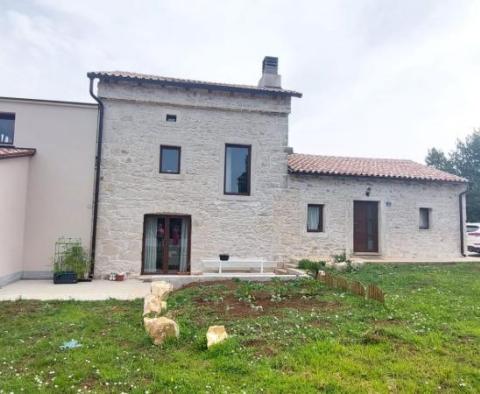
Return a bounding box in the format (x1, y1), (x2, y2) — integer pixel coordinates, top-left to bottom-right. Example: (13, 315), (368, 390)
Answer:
(419, 208), (431, 229)
(142, 214), (190, 274)
(307, 204), (324, 232)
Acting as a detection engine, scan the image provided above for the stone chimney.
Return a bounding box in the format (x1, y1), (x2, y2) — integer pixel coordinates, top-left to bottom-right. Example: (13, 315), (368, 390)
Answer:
(258, 56), (281, 89)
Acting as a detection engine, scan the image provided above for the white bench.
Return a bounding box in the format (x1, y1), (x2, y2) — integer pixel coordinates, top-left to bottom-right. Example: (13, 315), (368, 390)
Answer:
(201, 259), (275, 274)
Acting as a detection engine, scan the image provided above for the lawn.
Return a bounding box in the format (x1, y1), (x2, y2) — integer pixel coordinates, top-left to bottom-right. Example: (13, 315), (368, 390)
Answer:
(0, 263), (479, 393)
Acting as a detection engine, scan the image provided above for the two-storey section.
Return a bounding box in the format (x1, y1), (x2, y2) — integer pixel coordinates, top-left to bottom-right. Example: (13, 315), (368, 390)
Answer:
(90, 65), (301, 277)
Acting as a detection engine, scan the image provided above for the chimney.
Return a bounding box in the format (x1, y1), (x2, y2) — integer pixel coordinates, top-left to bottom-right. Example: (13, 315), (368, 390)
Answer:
(258, 56), (281, 89)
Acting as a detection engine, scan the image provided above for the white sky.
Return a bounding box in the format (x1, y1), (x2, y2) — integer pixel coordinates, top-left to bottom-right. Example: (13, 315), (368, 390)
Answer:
(1, 0), (479, 162)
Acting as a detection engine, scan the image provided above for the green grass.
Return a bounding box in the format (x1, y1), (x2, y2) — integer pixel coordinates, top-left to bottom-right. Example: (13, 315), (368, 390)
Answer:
(1, 263), (479, 393)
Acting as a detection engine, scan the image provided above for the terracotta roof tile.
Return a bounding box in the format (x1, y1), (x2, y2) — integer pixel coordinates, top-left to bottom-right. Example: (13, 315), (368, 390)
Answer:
(87, 71), (302, 98)
(288, 153), (466, 183)
(0, 147), (36, 160)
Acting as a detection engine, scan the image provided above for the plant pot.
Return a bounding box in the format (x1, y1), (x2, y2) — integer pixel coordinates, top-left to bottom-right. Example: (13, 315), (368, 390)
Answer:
(115, 273), (126, 281)
(53, 272), (77, 284)
(219, 254), (229, 261)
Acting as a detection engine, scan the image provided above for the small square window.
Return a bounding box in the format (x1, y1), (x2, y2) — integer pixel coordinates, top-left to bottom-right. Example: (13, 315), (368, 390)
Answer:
(166, 114), (177, 122)
(419, 208), (430, 229)
(160, 145), (181, 174)
(0, 113), (15, 145)
(307, 204), (324, 232)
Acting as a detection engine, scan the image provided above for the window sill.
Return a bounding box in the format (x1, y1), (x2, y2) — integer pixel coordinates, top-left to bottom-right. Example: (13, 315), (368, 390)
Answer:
(219, 194), (255, 202)
(157, 173), (185, 181)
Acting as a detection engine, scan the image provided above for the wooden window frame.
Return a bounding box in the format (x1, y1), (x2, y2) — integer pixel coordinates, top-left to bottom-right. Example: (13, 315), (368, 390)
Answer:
(159, 145), (181, 174)
(141, 213), (191, 275)
(419, 207), (431, 230)
(307, 204), (324, 232)
(223, 143), (251, 196)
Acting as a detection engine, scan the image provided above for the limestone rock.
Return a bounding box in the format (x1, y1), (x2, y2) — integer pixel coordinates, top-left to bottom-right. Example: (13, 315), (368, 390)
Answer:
(143, 295), (168, 316)
(144, 317), (179, 345)
(207, 325), (228, 348)
(151, 281), (173, 300)
(334, 262), (348, 271)
(351, 261), (365, 269)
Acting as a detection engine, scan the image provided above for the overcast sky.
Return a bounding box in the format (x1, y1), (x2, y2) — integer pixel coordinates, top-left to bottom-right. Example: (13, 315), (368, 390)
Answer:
(1, 0), (479, 162)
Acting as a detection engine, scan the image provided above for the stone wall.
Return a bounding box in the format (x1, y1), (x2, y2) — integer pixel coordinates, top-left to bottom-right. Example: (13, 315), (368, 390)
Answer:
(274, 174), (466, 261)
(94, 81), (291, 276)
(94, 81), (467, 277)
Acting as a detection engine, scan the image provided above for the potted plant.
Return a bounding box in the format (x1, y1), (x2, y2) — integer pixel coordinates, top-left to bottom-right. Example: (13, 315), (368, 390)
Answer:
(53, 238), (91, 284)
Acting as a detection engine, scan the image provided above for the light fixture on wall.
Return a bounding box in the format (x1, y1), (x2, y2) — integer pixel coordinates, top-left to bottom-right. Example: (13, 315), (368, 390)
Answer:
(365, 187), (371, 197)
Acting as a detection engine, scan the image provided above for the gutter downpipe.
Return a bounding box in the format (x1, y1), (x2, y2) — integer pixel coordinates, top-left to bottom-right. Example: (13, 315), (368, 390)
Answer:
(88, 76), (104, 278)
(459, 188), (467, 257)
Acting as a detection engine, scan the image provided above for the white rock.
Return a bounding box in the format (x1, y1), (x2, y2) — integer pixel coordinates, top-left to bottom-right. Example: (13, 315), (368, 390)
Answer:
(144, 317), (179, 345)
(351, 261), (365, 269)
(207, 325), (228, 348)
(334, 262), (348, 271)
(151, 281), (173, 301)
(143, 294), (167, 316)
(325, 261), (334, 269)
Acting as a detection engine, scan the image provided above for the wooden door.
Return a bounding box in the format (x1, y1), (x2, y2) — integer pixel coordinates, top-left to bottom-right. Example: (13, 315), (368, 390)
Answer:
(142, 215), (191, 274)
(353, 201), (378, 253)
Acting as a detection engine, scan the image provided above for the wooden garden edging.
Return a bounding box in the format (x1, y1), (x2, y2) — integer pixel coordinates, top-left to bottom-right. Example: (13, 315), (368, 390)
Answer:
(321, 272), (385, 303)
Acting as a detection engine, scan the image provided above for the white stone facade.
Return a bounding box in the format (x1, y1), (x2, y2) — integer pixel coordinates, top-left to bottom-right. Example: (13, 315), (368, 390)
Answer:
(94, 81), (291, 276)
(274, 175), (466, 261)
(94, 80), (467, 277)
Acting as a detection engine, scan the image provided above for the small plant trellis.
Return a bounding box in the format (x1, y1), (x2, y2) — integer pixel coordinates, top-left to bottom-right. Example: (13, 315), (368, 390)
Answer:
(54, 237), (88, 274)
(321, 271), (385, 303)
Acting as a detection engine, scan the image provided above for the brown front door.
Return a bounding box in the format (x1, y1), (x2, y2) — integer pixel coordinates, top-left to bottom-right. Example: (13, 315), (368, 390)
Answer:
(353, 201), (378, 253)
(142, 214), (191, 274)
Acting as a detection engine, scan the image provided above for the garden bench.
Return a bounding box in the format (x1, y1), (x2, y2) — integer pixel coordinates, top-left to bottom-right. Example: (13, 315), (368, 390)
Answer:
(201, 258), (276, 274)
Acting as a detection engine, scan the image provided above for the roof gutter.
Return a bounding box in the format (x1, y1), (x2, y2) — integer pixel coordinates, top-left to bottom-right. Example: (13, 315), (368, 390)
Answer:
(86, 73), (302, 98)
(88, 77), (104, 278)
(459, 189), (468, 257)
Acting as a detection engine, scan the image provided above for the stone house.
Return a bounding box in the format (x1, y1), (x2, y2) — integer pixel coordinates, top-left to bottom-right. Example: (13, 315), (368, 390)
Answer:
(86, 57), (467, 277)
(0, 57), (468, 285)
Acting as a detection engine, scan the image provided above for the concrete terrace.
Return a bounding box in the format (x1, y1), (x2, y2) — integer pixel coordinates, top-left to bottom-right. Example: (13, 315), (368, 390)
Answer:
(0, 273), (300, 301)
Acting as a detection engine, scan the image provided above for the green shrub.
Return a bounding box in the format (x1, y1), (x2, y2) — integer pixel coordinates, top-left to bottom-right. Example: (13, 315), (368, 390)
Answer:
(54, 242), (90, 279)
(298, 259), (326, 278)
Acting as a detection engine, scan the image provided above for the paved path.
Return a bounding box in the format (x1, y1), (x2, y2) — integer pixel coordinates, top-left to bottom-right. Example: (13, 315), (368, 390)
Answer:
(0, 274), (298, 301)
(0, 279), (151, 301)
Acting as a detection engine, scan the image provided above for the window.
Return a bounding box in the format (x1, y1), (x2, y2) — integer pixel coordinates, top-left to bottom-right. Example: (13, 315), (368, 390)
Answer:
(0, 113), (15, 145)
(467, 225), (479, 233)
(419, 208), (430, 229)
(224, 144), (251, 195)
(307, 204), (324, 232)
(166, 114), (177, 122)
(160, 145), (181, 174)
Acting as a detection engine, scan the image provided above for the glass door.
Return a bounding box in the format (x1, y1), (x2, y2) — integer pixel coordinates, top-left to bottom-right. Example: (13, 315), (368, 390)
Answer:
(142, 215), (190, 274)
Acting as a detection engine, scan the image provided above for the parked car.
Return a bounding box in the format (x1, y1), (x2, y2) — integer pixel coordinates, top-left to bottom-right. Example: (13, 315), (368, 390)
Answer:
(466, 223), (480, 253)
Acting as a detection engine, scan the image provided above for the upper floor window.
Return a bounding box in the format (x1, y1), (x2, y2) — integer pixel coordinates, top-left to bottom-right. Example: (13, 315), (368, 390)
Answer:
(0, 113), (15, 145)
(307, 204), (324, 232)
(224, 144), (251, 195)
(419, 208), (431, 229)
(160, 145), (181, 174)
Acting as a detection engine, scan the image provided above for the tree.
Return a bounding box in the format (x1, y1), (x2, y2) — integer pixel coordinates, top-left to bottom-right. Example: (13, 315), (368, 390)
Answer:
(426, 130), (480, 222)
